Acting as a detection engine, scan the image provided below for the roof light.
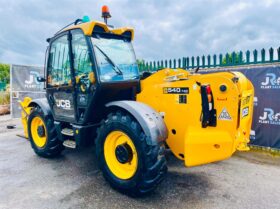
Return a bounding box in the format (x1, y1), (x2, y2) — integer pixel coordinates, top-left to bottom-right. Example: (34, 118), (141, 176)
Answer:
(101, 5), (111, 25)
(82, 15), (90, 23)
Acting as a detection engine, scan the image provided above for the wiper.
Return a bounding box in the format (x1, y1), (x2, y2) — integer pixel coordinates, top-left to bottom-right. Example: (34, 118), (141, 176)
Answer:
(94, 45), (123, 75)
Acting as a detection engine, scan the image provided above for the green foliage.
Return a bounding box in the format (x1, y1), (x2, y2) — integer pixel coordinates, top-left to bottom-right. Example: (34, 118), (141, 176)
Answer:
(0, 63), (10, 83)
(137, 59), (145, 66)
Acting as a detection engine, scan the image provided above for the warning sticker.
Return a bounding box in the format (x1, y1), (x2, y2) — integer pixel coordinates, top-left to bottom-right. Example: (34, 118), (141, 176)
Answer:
(218, 108), (232, 121)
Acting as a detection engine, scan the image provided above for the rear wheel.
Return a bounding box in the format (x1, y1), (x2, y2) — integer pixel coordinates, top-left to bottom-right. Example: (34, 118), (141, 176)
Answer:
(96, 111), (167, 196)
(28, 107), (64, 158)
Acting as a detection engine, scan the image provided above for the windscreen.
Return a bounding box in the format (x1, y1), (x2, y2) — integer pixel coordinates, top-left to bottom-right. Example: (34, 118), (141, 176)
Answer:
(91, 36), (139, 82)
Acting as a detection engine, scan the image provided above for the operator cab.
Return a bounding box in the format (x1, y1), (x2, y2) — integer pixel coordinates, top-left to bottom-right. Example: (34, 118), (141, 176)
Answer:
(44, 12), (140, 125)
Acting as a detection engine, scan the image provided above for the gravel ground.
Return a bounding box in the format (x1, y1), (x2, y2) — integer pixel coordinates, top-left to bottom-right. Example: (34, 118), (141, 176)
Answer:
(0, 116), (280, 209)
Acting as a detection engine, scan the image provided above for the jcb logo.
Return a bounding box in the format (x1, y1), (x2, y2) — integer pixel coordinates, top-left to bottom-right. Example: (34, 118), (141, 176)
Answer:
(261, 73), (280, 89)
(259, 108), (280, 125)
(56, 99), (71, 110)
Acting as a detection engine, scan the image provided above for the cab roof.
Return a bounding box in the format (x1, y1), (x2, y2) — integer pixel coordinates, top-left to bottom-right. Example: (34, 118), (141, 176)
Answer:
(61, 20), (134, 40)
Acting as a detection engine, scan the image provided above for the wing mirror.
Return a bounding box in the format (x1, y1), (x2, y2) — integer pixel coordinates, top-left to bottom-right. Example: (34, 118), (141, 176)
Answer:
(37, 76), (46, 82)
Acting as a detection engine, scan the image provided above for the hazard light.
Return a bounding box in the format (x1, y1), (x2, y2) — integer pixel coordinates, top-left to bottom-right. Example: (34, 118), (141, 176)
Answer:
(102, 5), (111, 24)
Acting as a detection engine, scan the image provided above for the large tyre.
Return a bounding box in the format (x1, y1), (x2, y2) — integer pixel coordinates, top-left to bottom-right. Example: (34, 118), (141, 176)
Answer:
(28, 106), (64, 158)
(95, 111), (167, 196)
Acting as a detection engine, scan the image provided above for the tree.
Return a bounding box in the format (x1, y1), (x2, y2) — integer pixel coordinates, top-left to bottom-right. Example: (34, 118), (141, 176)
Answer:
(0, 63), (10, 83)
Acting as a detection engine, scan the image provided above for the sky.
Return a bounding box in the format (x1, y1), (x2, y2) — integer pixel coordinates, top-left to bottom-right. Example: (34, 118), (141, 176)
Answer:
(0, 0), (279, 65)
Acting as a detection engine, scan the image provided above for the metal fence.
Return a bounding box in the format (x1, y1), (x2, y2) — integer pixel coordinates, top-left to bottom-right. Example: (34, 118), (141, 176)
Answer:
(138, 46), (280, 72)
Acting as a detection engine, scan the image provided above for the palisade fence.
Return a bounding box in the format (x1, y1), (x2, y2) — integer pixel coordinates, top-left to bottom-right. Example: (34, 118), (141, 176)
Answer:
(138, 47), (280, 72)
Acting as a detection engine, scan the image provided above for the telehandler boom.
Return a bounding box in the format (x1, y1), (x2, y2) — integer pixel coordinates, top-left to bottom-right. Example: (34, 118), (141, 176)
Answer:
(20, 6), (254, 195)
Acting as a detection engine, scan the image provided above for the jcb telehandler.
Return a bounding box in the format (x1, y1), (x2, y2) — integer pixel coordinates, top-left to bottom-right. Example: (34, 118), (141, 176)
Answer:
(20, 6), (254, 195)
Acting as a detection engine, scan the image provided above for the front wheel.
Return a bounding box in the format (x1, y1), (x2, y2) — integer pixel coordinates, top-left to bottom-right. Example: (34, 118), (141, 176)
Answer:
(28, 107), (64, 158)
(95, 111), (167, 196)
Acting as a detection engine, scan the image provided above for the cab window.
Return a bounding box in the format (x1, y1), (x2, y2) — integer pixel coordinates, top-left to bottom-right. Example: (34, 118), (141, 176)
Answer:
(47, 35), (71, 87)
(71, 30), (92, 77)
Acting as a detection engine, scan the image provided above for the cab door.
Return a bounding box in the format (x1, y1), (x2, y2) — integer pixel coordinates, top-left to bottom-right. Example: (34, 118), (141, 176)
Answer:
(70, 29), (96, 124)
(46, 32), (76, 122)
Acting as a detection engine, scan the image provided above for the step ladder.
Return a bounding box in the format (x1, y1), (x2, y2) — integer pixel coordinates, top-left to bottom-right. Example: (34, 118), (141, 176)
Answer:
(61, 128), (76, 148)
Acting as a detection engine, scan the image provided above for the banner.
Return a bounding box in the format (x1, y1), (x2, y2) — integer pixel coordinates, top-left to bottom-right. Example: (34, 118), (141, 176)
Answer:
(203, 65), (280, 149)
(11, 65), (45, 118)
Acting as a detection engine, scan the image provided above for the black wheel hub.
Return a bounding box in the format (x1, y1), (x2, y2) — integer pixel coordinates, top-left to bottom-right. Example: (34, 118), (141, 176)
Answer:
(115, 143), (133, 164)
(37, 125), (45, 137)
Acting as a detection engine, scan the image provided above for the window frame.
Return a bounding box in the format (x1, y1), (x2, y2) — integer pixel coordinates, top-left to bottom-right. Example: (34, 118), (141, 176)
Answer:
(46, 31), (72, 88)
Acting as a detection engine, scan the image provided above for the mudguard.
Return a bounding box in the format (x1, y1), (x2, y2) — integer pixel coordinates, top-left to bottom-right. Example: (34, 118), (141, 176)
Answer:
(106, 101), (168, 146)
(28, 98), (52, 116)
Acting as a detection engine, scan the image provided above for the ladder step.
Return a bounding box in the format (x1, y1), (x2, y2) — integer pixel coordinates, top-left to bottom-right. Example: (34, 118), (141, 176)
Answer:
(63, 140), (76, 149)
(61, 128), (74, 136)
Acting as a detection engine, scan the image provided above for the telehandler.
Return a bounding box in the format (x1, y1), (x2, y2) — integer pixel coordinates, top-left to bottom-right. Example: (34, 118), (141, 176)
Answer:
(20, 6), (254, 195)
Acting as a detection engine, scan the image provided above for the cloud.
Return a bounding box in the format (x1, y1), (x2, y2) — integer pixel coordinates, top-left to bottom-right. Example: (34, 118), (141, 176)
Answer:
(0, 0), (279, 65)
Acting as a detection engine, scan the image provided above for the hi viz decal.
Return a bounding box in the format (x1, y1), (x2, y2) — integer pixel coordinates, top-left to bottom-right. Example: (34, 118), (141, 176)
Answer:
(218, 108), (232, 120)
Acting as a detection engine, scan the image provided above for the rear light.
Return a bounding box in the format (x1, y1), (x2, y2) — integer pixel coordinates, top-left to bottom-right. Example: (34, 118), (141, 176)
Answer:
(200, 84), (216, 128)
(206, 86), (211, 94)
(207, 94), (212, 103)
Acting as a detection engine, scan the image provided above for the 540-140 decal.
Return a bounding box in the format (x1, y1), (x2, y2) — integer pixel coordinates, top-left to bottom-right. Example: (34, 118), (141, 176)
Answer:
(163, 87), (189, 94)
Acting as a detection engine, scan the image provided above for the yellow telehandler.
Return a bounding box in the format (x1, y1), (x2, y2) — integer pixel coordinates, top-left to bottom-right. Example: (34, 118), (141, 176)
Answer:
(20, 6), (254, 195)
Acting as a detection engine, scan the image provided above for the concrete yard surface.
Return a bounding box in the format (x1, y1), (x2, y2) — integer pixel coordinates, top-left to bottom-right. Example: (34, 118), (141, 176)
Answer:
(0, 117), (280, 209)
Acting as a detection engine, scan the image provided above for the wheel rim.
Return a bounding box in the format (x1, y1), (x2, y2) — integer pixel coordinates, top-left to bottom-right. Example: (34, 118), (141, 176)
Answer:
(30, 116), (47, 148)
(104, 131), (138, 180)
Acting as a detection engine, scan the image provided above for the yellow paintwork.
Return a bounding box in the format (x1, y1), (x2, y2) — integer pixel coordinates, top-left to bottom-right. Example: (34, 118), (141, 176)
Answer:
(104, 131), (138, 180)
(137, 68), (254, 167)
(19, 97), (32, 138)
(89, 72), (96, 84)
(30, 116), (47, 148)
(62, 21), (134, 40)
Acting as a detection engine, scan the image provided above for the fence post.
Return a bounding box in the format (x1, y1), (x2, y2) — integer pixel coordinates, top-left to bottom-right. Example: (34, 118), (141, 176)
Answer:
(253, 49), (258, 64)
(182, 57), (186, 69)
(191, 56), (195, 69)
(207, 55), (211, 68)
(186, 57), (190, 69)
(196, 56), (200, 68)
(225, 53), (230, 66)
(238, 51), (243, 64)
(165, 60), (168, 68)
(219, 54), (223, 66)
(213, 54), (217, 67)
(169, 59), (172, 68)
(178, 58), (181, 68)
(269, 47), (273, 62)
(261, 48), (265, 63)
(202, 55), (205, 68)
(246, 50), (250, 64)
(232, 52), (236, 65)
(278, 47), (280, 61)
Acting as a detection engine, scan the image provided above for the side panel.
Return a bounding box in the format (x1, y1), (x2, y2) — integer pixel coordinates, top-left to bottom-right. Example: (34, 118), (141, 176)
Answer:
(106, 101), (168, 146)
(137, 69), (254, 167)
